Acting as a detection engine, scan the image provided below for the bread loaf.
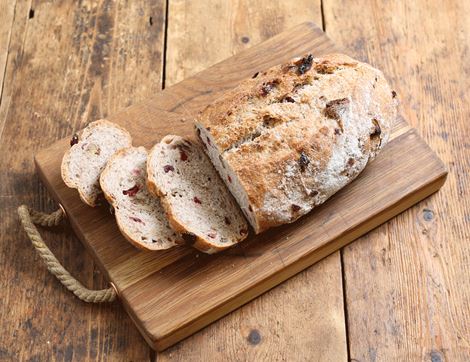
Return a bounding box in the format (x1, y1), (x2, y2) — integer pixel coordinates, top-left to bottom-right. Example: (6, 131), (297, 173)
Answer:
(100, 146), (181, 250)
(195, 53), (397, 233)
(61, 120), (132, 206)
(147, 135), (249, 254)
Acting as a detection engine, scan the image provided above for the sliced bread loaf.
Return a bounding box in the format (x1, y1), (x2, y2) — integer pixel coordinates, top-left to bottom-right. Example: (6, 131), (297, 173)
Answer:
(100, 146), (181, 250)
(147, 135), (249, 254)
(61, 120), (132, 206)
(195, 53), (397, 233)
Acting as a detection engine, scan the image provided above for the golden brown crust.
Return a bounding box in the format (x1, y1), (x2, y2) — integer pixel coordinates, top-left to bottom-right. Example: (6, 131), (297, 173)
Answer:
(197, 53), (398, 233)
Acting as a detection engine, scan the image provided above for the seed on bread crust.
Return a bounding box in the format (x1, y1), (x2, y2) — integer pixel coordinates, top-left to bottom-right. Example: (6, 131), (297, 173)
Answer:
(299, 152), (310, 171)
(295, 54), (314, 75)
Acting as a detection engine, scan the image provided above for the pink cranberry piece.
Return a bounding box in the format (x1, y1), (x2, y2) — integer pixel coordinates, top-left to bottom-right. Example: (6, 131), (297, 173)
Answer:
(208, 232), (217, 239)
(227, 175), (232, 183)
(163, 165), (174, 173)
(130, 216), (143, 223)
(224, 217), (231, 225)
(193, 196), (202, 204)
(180, 150), (188, 161)
(123, 185), (139, 196)
(132, 168), (141, 176)
(70, 134), (79, 147)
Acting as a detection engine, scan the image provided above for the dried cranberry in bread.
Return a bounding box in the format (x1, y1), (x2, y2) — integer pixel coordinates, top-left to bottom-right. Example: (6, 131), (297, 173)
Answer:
(61, 120), (132, 206)
(147, 135), (248, 254)
(195, 53), (398, 233)
(100, 146), (181, 250)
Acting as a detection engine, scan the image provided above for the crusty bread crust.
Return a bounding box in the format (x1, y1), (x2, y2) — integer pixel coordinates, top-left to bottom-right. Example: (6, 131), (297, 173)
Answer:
(61, 120), (132, 206)
(196, 53), (398, 233)
(100, 146), (180, 251)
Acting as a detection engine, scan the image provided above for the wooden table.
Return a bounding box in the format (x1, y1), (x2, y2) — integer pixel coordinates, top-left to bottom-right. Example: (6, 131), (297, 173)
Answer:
(1, 1), (468, 360)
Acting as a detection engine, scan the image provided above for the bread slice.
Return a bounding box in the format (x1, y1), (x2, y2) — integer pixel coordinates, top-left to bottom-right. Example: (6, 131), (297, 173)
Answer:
(147, 135), (249, 254)
(61, 120), (132, 206)
(100, 146), (181, 250)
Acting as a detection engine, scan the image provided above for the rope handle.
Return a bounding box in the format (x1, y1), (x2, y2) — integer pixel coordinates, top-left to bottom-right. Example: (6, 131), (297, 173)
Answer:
(17, 205), (117, 303)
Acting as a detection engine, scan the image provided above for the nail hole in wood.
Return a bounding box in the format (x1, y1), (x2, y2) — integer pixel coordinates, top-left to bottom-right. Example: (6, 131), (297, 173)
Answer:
(28, 8), (35, 19)
(430, 350), (443, 362)
(149, 16), (153, 26)
(423, 208), (434, 221)
(247, 329), (261, 345)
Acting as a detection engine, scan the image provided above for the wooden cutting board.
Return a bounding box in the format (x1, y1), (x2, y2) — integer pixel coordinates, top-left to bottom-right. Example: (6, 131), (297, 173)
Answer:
(35, 22), (447, 351)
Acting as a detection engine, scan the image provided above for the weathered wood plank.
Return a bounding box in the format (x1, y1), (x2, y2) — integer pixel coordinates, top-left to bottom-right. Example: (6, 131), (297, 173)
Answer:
(0, 0), (20, 139)
(159, 1), (345, 359)
(0, 0), (16, 94)
(0, 0), (167, 359)
(323, 0), (470, 360)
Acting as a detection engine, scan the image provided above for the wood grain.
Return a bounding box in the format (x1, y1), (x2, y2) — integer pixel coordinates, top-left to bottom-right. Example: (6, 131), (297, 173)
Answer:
(0, 0), (20, 139)
(34, 22), (446, 351)
(324, 0), (470, 360)
(160, 1), (347, 360)
(0, 0), (16, 100)
(0, 0), (166, 359)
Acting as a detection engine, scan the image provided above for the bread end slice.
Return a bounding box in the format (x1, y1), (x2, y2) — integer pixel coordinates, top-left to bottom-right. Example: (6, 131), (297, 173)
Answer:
(61, 120), (132, 206)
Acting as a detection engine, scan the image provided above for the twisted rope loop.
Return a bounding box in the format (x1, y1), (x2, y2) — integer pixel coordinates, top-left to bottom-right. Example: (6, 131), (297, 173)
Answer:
(17, 205), (117, 303)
